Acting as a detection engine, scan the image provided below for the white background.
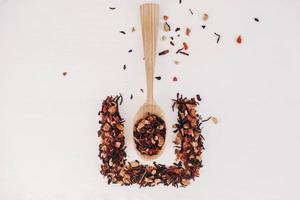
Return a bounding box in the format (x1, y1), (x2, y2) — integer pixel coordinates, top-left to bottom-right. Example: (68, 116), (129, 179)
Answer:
(1, 0), (300, 199)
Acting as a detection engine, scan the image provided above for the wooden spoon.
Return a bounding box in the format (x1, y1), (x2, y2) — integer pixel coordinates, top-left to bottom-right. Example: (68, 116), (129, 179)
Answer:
(133, 3), (166, 160)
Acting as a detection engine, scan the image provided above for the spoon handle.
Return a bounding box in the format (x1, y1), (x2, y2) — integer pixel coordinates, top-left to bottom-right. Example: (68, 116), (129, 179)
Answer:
(140, 3), (159, 104)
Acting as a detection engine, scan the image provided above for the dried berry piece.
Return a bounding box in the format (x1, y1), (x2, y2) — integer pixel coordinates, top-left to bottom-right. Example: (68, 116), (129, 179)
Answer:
(158, 50), (170, 56)
(62, 72), (67, 76)
(203, 13), (209, 21)
(186, 28), (191, 36)
(172, 76), (178, 81)
(163, 15), (169, 21)
(163, 22), (171, 32)
(236, 35), (242, 44)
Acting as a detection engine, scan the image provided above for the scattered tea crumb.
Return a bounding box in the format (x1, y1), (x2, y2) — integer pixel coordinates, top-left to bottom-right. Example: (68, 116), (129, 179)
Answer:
(176, 48), (184, 54)
(155, 76), (162, 80)
(203, 13), (209, 21)
(201, 25), (206, 29)
(254, 18), (259, 22)
(170, 36), (174, 40)
(163, 15), (169, 21)
(163, 22), (171, 32)
(162, 35), (167, 41)
(120, 31), (126, 35)
(130, 94), (133, 100)
(62, 72), (67, 76)
(196, 94), (201, 101)
(174, 60), (180, 65)
(123, 65), (126, 70)
(170, 41), (175, 46)
(175, 27), (181, 32)
(179, 0), (182, 4)
(177, 34), (180, 37)
(109, 7), (116, 10)
(214, 33), (220, 43)
(236, 35), (242, 44)
(128, 49), (133, 53)
(158, 49), (170, 56)
(131, 27), (136, 32)
(179, 51), (189, 56)
(172, 76), (178, 81)
(211, 117), (218, 124)
(140, 89), (144, 93)
(189, 8), (194, 15)
(186, 28), (191, 36)
(183, 42), (188, 50)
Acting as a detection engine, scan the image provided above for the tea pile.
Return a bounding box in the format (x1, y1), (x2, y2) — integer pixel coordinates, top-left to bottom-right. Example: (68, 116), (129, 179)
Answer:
(133, 113), (166, 156)
(98, 93), (205, 187)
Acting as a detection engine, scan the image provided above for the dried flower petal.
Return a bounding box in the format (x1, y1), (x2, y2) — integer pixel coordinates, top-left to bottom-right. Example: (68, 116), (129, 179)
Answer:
(186, 28), (191, 36)
(236, 35), (242, 44)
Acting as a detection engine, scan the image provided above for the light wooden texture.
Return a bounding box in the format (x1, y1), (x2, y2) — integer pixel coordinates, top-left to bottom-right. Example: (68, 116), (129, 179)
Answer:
(133, 3), (166, 160)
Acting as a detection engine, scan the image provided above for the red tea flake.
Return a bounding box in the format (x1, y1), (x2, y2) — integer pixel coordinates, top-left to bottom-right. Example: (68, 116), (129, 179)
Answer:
(203, 13), (209, 21)
(172, 76), (178, 81)
(183, 42), (189, 50)
(62, 72), (67, 76)
(185, 28), (191, 36)
(236, 35), (242, 44)
(158, 49), (170, 56)
(163, 15), (169, 21)
(131, 27), (136, 32)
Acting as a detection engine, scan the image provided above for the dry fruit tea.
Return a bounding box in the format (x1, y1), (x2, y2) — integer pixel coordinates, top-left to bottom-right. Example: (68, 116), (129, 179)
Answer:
(133, 113), (166, 156)
(98, 94), (205, 187)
